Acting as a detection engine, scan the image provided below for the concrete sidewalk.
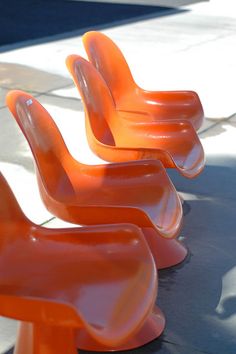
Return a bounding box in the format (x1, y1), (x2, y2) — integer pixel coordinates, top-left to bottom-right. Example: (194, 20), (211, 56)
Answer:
(0, 1), (236, 353)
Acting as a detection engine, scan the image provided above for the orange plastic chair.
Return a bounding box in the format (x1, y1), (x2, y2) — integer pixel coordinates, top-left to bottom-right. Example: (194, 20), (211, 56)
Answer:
(7, 90), (187, 271)
(66, 55), (205, 179)
(0, 171), (164, 353)
(82, 31), (204, 131)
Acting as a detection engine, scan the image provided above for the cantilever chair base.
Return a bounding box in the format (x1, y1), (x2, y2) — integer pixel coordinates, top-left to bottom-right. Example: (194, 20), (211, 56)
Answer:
(15, 308), (165, 354)
(15, 322), (77, 354)
(76, 306), (165, 351)
(142, 228), (187, 269)
(76, 229), (185, 352)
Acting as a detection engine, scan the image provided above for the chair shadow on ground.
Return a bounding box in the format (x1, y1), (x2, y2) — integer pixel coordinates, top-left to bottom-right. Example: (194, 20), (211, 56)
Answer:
(4, 349), (13, 354)
(217, 296), (236, 320)
(155, 155), (236, 353)
(200, 113), (236, 139)
(0, 1), (185, 52)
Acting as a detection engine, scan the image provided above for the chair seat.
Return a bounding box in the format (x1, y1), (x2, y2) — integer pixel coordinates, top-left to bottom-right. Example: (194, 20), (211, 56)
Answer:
(0, 225), (156, 345)
(41, 160), (182, 238)
(115, 119), (205, 178)
(115, 90), (204, 131)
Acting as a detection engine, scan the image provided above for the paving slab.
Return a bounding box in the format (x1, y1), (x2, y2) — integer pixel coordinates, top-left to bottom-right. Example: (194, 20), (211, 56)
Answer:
(0, 318), (17, 354)
(0, 162), (53, 225)
(0, 106), (33, 170)
(197, 118), (216, 134)
(51, 85), (82, 99)
(0, 62), (71, 93)
(0, 88), (8, 108)
(0, 106), (53, 224)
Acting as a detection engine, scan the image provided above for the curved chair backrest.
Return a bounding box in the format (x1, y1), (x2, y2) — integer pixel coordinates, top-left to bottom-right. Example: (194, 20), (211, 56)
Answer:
(66, 55), (119, 146)
(6, 91), (77, 200)
(83, 31), (136, 102)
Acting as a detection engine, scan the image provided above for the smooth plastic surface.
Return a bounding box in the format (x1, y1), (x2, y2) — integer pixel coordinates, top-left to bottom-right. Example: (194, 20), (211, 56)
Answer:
(0, 171), (163, 354)
(6, 90), (187, 270)
(66, 55), (205, 179)
(76, 305), (164, 351)
(83, 31), (204, 131)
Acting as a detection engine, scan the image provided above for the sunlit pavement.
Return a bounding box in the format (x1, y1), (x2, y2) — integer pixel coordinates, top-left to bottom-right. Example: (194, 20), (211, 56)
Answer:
(0, 1), (236, 353)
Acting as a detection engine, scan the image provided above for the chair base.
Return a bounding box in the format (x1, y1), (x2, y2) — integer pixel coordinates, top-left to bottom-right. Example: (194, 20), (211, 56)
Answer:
(14, 308), (164, 354)
(14, 322), (77, 354)
(142, 227), (188, 269)
(76, 305), (165, 351)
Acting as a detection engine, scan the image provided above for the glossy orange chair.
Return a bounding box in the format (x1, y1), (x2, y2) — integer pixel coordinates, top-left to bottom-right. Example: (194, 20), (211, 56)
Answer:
(66, 55), (205, 179)
(7, 90), (187, 271)
(82, 31), (204, 131)
(0, 171), (164, 353)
